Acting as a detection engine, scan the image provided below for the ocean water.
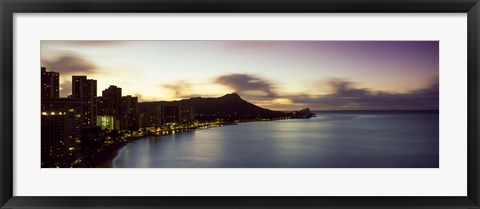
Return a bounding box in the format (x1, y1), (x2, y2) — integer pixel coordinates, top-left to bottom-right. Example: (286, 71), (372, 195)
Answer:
(113, 111), (439, 168)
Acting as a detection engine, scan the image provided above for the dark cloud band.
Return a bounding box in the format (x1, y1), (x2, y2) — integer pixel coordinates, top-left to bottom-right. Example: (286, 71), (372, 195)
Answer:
(42, 53), (97, 74)
(290, 78), (438, 110)
(215, 74), (277, 98)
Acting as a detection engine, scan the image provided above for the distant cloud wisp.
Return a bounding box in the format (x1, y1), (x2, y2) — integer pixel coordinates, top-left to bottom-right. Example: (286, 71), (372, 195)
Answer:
(42, 53), (97, 74)
(161, 81), (191, 98)
(289, 78), (439, 110)
(215, 73), (277, 98)
(42, 40), (126, 47)
(59, 80), (72, 98)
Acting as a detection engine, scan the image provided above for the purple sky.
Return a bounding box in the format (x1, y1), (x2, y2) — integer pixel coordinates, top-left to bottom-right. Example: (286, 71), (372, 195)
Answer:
(41, 41), (439, 110)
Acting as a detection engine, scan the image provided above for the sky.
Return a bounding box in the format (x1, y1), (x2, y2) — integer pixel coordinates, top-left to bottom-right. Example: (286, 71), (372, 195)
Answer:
(41, 41), (439, 111)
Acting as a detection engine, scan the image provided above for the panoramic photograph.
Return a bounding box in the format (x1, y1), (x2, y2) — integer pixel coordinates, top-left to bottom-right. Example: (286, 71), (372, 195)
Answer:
(40, 40), (439, 168)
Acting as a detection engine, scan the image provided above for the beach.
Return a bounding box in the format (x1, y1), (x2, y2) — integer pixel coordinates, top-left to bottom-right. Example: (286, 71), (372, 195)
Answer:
(94, 136), (146, 168)
(94, 120), (285, 168)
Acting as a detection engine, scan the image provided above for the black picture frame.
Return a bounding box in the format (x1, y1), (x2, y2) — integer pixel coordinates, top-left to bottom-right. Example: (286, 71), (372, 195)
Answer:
(1, 0), (479, 208)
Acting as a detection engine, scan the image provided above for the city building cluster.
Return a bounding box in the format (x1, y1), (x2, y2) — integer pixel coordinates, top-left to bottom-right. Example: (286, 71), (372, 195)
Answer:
(41, 67), (195, 167)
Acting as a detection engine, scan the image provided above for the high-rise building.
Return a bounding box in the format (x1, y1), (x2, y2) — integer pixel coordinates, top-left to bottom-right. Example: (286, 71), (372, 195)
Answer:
(41, 67), (59, 99)
(160, 105), (195, 125)
(162, 105), (180, 125)
(80, 126), (105, 148)
(137, 103), (194, 128)
(97, 85), (122, 130)
(96, 115), (116, 131)
(138, 103), (162, 128)
(180, 106), (195, 123)
(120, 95), (139, 130)
(72, 76), (97, 126)
(41, 98), (82, 167)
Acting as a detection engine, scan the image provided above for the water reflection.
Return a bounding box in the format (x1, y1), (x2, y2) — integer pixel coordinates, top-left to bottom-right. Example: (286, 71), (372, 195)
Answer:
(113, 112), (439, 168)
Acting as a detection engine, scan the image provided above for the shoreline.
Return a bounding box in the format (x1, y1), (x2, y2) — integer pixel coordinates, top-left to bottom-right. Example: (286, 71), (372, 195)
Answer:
(93, 123), (236, 168)
(93, 118), (289, 168)
(94, 135), (146, 168)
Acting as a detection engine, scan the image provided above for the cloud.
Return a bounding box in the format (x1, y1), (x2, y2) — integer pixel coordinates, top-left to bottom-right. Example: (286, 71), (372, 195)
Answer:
(42, 40), (126, 47)
(161, 81), (191, 98)
(328, 79), (371, 97)
(215, 74), (277, 98)
(223, 41), (277, 50)
(289, 78), (439, 110)
(42, 53), (97, 74)
(59, 80), (72, 98)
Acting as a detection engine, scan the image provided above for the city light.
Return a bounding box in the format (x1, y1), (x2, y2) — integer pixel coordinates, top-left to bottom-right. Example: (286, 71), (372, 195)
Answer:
(40, 39), (439, 168)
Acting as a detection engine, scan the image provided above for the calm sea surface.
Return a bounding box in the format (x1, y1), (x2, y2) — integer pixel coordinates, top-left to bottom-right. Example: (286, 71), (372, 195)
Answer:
(113, 111), (439, 168)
